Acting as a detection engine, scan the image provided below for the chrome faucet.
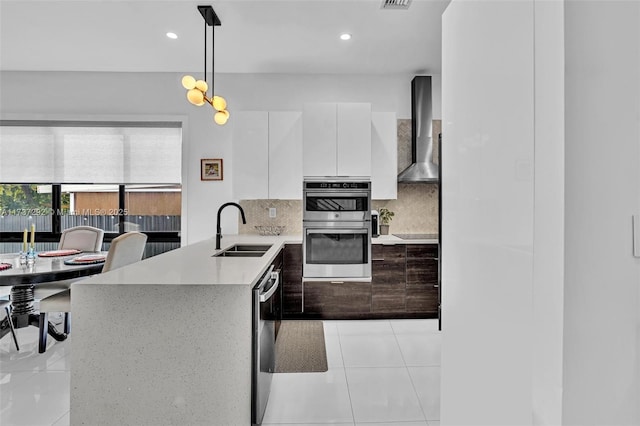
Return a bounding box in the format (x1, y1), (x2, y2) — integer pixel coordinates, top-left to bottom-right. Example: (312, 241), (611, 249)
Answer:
(216, 202), (247, 250)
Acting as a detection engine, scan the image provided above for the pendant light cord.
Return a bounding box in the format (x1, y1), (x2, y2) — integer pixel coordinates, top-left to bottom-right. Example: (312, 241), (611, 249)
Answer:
(211, 18), (216, 99)
(204, 21), (207, 84)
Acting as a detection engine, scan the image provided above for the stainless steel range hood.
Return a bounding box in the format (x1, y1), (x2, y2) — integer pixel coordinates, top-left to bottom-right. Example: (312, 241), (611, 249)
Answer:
(398, 76), (439, 183)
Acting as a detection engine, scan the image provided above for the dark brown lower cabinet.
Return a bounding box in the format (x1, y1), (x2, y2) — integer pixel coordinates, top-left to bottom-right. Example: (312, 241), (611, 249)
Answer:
(281, 242), (439, 319)
(371, 244), (406, 313)
(406, 244), (439, 315)
(303, 280), (372, 319)
(282, 243), (303, 315)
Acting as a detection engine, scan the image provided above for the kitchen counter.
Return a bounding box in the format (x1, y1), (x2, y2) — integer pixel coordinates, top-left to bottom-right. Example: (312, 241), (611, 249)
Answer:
(71, 233), (436, 289)
(74, 234), (297, 287)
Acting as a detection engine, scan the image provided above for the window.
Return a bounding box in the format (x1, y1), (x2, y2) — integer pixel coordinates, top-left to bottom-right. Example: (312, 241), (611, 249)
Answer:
(0, 184), (56, 253)
(0, 121), (182, 256)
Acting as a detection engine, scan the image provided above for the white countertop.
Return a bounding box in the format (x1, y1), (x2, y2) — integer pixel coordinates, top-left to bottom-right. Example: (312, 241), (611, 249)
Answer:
(75, 233), (438, 288)
(75, 235), (292, 287)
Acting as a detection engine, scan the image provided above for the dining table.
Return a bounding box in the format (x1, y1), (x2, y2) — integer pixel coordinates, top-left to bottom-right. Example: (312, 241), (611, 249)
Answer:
(0, 251), (108, 344)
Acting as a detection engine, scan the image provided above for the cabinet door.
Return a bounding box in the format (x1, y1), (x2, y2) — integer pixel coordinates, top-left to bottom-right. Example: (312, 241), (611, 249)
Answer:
(337, 103), (372, 176)
(282, 244), (303, 315)
(304, 281), (372, 316)
(406, 244), (439, 314)
(371, 244), (406, 313)
(303, 103), (337, 176)
(371, 112), (398, 199)
(232, 111), (269, 199)
(269, 112), (303, 199)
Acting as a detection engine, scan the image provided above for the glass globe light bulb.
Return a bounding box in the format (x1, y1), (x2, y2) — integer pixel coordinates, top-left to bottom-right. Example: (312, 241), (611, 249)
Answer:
(214, 110), (229, 125)
(181, 75), (196, 90)
(187, 89), (204, 106)
(212, 95), (227, 111)
(195, 80), (208, 93)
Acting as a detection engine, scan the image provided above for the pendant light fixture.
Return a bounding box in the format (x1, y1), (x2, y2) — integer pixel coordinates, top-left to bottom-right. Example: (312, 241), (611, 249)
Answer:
(181, 5), (229, 125)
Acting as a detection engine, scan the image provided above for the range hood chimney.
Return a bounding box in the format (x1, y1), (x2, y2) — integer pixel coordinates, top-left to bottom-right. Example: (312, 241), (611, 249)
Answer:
(398, 76), (439, 183)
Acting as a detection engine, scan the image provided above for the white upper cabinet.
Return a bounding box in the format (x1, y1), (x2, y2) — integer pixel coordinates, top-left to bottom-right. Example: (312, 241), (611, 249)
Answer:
(232, 111), (269, 199)
(303, 102), (371, 177)
(371, 112), (397, 199)
(233, 111), (302, 200)
(302, 103), (337, 176)
(337, 103), (372, 176)
(269, 111), (303, 199)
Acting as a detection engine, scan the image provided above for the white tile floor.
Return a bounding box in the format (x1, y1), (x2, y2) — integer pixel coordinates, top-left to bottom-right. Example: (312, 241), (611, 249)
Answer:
(263, 319), (441, 426)
(0, 318), (441, 426)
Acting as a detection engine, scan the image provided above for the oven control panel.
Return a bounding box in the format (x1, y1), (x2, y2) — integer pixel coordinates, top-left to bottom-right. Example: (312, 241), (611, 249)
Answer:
(305, 181), (370, 190)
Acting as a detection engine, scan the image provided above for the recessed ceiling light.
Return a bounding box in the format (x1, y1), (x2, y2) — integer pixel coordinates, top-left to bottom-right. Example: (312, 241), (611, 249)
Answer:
(340, 33), (352, 41)
(166, 32), (178, 39)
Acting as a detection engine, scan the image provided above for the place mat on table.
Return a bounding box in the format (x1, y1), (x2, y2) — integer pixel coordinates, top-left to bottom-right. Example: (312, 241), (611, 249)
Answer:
(38, 249), (82, 257)
(0, 263), (12, 271)
(275, 320), (328, 373)
(64, 254), (106, 265)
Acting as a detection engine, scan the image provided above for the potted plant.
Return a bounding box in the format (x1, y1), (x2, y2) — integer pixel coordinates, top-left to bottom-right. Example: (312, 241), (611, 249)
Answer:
(378, 207), (394, 235)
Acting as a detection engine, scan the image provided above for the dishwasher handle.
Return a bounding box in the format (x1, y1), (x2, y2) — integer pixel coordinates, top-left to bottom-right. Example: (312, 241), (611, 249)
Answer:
(259, 270), (280, 303)
(256, 265), (275, 290)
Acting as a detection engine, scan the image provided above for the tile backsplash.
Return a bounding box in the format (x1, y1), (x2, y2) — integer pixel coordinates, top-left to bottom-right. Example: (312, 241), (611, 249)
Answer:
(372, 183), (438, 234)
(239, 119), (441, 235)
(238, 199), (302, 235)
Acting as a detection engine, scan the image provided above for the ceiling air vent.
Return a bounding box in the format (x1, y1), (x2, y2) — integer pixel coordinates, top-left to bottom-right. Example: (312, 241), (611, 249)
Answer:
(381, 0), (412, 9)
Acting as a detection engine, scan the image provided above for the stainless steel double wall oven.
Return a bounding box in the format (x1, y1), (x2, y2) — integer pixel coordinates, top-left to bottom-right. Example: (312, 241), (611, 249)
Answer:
(303, 177), (372, 280)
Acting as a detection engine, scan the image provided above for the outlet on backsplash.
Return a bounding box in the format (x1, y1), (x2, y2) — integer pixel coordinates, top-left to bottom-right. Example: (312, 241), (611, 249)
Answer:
(238, 199), (302, 235)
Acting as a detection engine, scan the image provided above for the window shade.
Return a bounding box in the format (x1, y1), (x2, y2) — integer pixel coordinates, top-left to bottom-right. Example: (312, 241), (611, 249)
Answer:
(0, 124), (182, 184)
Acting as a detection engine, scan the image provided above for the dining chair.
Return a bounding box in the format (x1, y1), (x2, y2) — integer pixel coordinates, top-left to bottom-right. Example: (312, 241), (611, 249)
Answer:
(37, 231), (147, 353)
(58, 225), (105, 252)
(33, 226), (105, 300)
(1, 300), (19, 351)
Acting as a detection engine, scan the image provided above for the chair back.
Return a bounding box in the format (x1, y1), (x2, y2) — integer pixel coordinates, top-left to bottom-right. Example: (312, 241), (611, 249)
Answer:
(102, 232), (147, 273)
(58, 226), (105, 252)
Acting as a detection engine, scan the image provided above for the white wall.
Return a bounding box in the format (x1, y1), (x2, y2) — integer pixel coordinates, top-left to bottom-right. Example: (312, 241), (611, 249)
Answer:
(563, 1), (640, 424)
(0, 71), (442, 244)
(441, 1), (535, 423)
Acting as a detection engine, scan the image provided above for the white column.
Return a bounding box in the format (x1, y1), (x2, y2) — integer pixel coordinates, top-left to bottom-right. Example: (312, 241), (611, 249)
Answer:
(441, 1), (535, 424)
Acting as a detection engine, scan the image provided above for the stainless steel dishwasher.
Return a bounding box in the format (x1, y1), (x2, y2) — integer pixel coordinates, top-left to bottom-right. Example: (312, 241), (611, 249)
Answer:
(252, 264), (280, 425)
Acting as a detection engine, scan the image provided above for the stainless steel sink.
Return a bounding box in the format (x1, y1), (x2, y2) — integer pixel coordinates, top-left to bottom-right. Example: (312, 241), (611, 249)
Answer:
(224, 244), (272, 252)
(213, 244), (272, 258)
(215, 251), (266, 257)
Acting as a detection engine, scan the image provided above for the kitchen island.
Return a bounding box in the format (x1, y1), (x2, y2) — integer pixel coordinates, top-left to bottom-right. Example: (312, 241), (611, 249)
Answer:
(70, 235), (292, 426)
(70, 233), (438, 425)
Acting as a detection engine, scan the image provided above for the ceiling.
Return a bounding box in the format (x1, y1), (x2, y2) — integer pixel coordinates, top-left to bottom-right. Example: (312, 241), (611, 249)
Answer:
(0, 0), (449, 75)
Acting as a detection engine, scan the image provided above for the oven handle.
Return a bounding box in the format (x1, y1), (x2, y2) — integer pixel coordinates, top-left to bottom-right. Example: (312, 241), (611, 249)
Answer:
(306, 228), (369, 235)
(305, 192), (369, 198)
(259, 271), (280, 303)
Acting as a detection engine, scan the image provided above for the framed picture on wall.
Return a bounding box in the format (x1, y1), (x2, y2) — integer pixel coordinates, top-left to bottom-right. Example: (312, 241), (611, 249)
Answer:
(201, 158), (223, 181)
